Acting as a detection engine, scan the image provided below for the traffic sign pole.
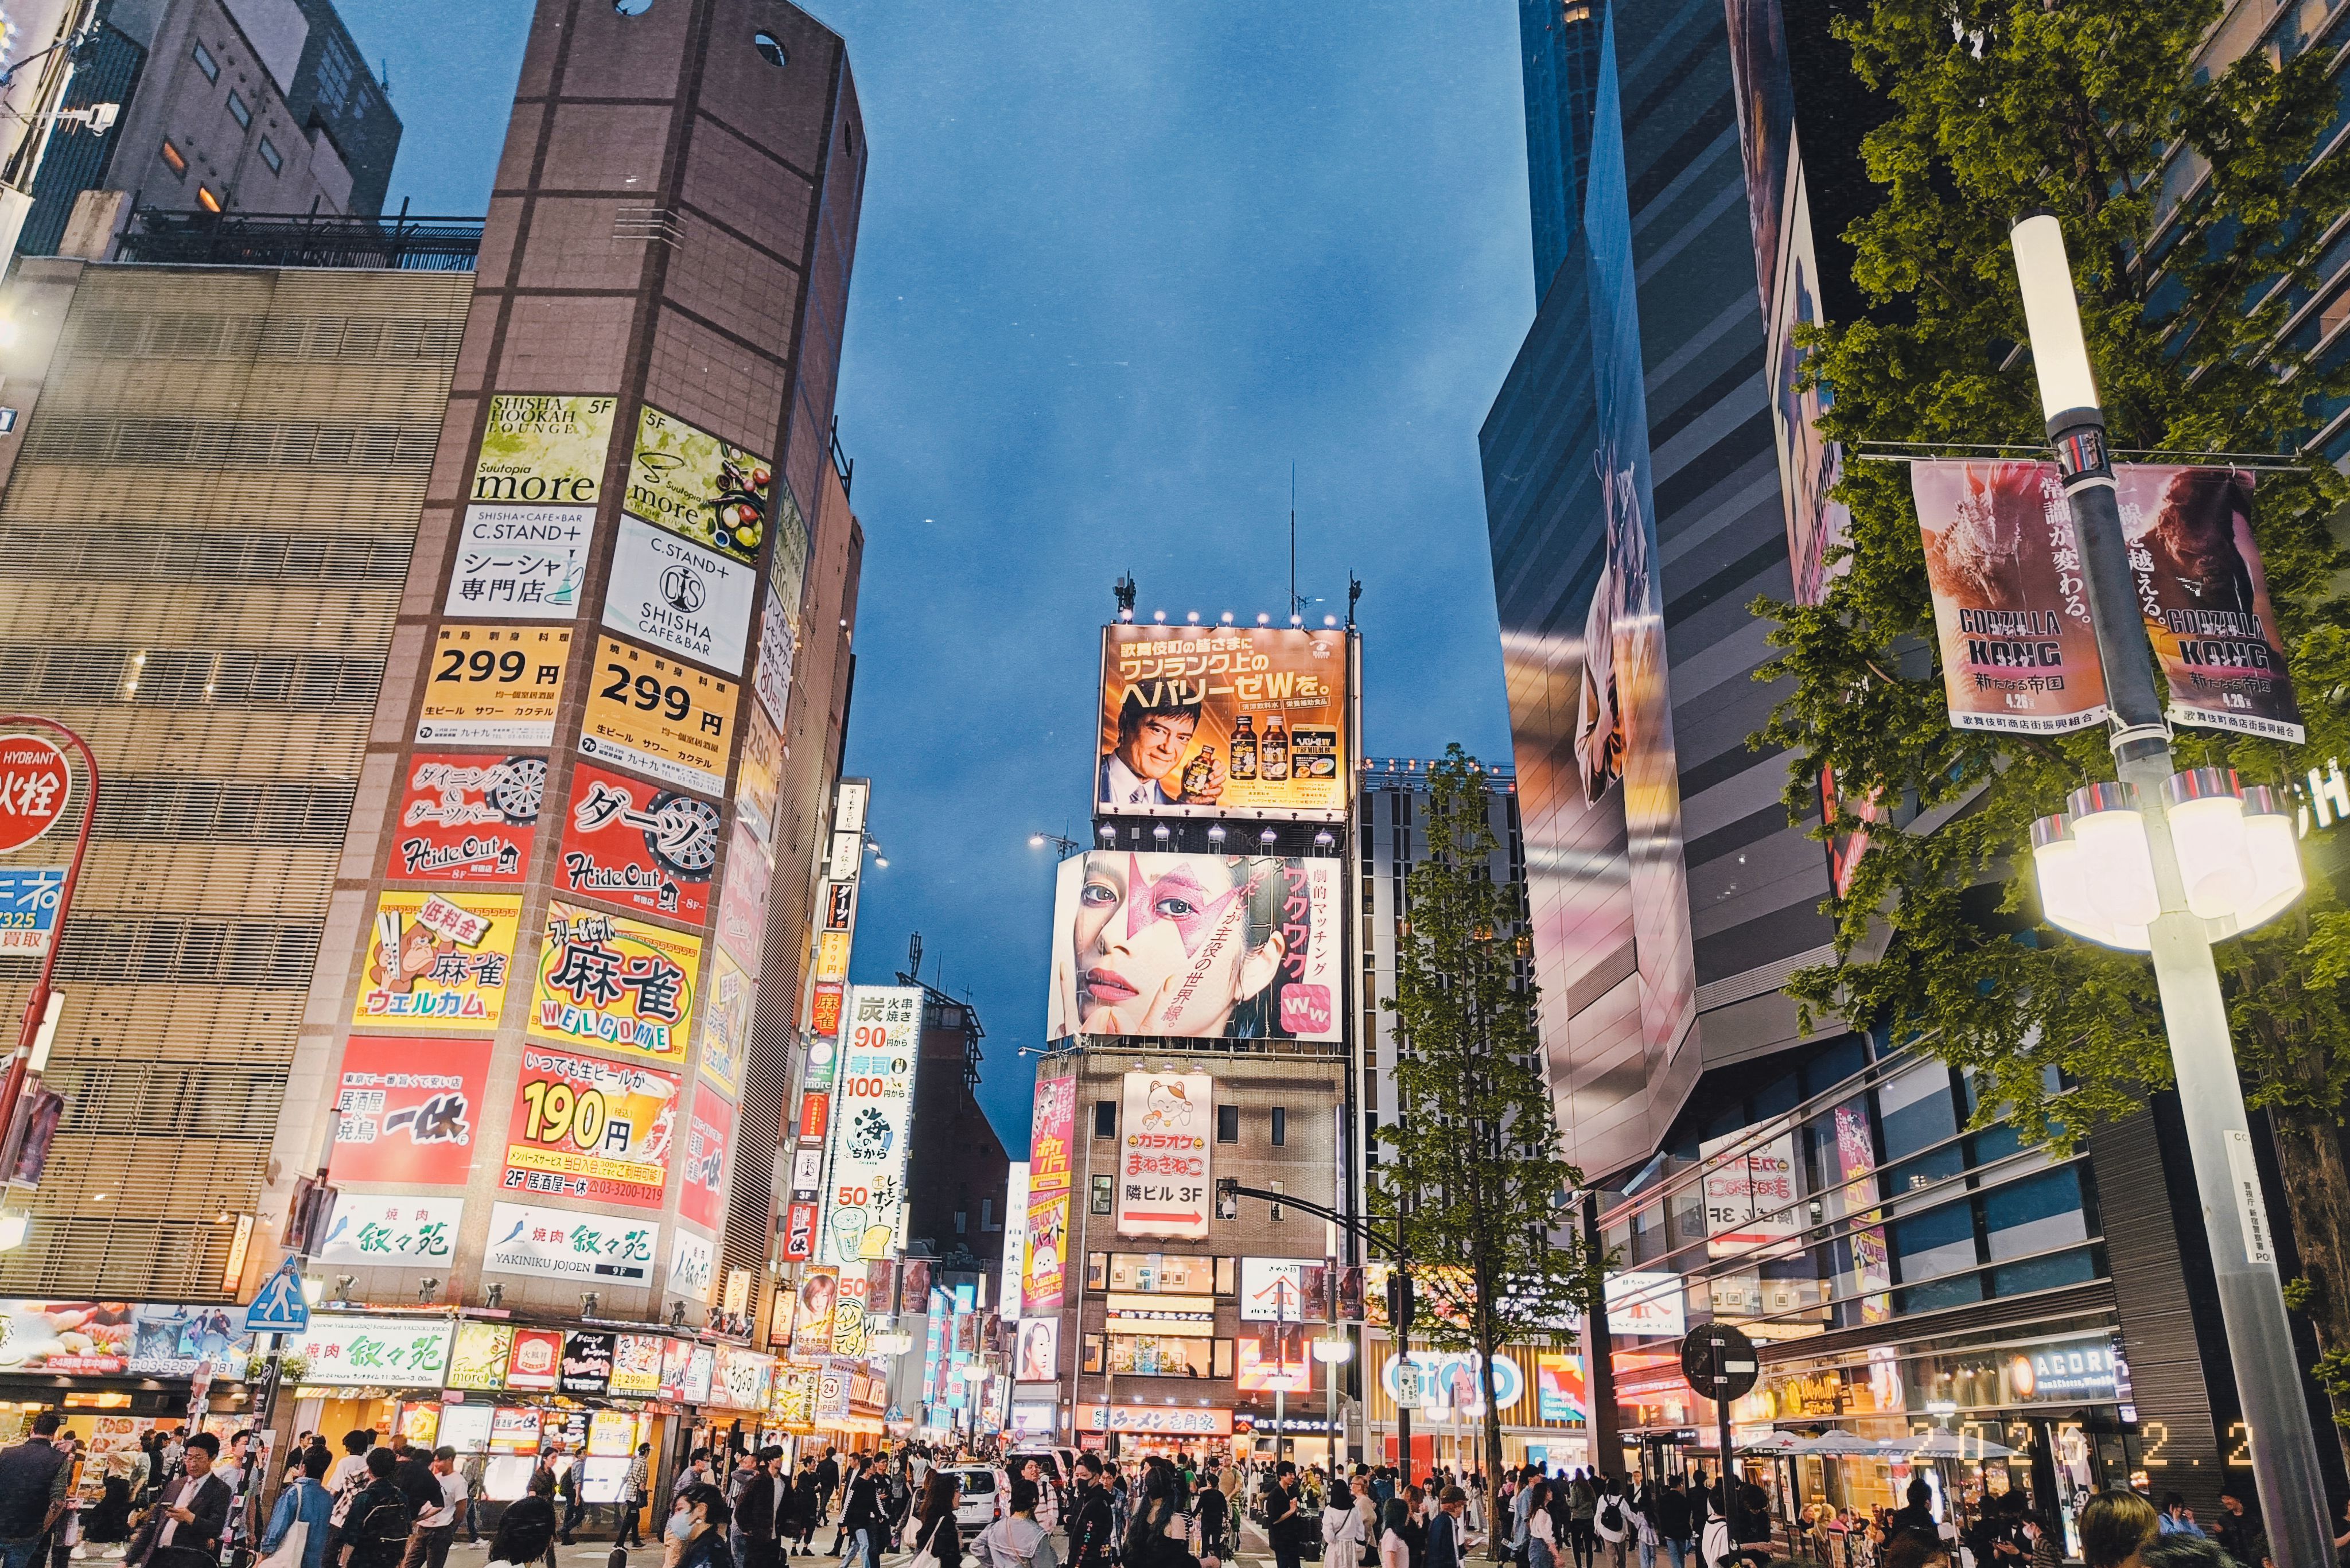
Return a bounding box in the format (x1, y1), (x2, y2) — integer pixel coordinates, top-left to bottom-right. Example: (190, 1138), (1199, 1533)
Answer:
(1681, 1325), (1758, 1522)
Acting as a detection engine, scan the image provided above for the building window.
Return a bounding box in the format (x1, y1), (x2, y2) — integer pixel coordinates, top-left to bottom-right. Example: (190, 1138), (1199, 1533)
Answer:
(954, 1209), (966, 1235)
(1094, 1100), (1116, 1139)
(1270, 1179), (1285, 1221)
(192, 40), (219, 81)
(1271, 1108), (1288, 1146)
(226, 90), (250, 128)
(1216, 1104), (1239, 1143)
(1091, 1174), (1113, 1216)
(981, 1198), (995, 1232)
(196, 186), (221, 212)
(753, 29), (787, 67)
(160, 141), (188, 177)
(257, 138), (281, 173)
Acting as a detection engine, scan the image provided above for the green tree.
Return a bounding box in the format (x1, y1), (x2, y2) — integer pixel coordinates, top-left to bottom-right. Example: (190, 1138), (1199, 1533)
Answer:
(1756, 0), (2350, 1431)
(1374, 745), (1603, 1522)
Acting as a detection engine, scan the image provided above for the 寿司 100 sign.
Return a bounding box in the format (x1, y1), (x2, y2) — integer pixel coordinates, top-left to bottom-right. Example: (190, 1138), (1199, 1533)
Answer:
(0, 737), (71, 855)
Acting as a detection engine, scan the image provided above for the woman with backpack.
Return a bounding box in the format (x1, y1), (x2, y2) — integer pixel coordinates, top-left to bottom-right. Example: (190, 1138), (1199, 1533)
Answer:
(330, 1449), (413, 1568)
(1593, 1481), (1628, 1568)
(975, 1479), (1060, 1568)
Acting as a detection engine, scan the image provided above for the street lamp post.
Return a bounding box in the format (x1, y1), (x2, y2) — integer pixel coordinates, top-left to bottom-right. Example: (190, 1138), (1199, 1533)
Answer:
(2009, 212), (2332, 1568)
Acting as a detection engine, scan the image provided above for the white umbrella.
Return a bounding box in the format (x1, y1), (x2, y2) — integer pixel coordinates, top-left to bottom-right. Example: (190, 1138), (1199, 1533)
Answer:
(1738, 1432), (1807, 1456)
(1793, 1431), (1891, 1457)
(1885, 1428), (2018, 1460)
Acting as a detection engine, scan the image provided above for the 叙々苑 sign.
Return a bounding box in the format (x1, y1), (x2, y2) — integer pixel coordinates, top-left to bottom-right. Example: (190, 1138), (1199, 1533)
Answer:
(484, 1200), (659, 1286)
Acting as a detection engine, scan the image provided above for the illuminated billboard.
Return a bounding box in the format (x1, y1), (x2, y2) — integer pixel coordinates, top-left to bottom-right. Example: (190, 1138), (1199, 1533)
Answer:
(818, 986), (919, 1264)
(1096, 625), (1350, 819)
(1045, 853), (1340, 1042)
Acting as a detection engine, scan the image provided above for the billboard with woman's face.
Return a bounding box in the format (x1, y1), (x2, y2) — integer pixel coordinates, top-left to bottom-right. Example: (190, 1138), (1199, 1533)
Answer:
(1045, 852), (1340, 1042)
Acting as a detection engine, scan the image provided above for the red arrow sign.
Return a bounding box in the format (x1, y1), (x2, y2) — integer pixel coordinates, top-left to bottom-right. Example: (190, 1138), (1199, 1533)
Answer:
(0, 738), (71, 854)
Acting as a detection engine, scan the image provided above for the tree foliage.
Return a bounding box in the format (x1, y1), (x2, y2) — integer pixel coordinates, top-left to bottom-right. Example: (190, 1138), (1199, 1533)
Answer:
(1374, 745), (1603, 1505)
(1756, 0), (2350, 1416)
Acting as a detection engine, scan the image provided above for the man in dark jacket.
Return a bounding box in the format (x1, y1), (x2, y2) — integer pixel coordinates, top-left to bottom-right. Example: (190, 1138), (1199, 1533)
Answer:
(127, 1433), (234, 1568)
(0, 1413), (71, 1568)
(1652, 1477), (1693, 1568)
(838, 1457), (884, 1568)
(789, 1460), (822, 1556)
(1067, 1455), (1118, 1568)
(739, 1449), (785, 1568)
(814, 1451), (840, 1530)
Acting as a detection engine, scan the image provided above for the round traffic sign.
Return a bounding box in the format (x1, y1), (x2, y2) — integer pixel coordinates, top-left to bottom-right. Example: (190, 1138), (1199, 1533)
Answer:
(0, 736), (71, 854)
(1680, 1322), (1760, 1403)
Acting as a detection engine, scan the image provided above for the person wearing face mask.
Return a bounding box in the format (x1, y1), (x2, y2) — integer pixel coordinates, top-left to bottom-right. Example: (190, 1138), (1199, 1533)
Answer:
(488, 1471), (558, 1568)
(670, 1486), (735, 1568)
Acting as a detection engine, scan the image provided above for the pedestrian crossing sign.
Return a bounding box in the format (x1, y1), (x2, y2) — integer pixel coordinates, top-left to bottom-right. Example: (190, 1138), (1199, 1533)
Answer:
(245, 1255), (310, 1332)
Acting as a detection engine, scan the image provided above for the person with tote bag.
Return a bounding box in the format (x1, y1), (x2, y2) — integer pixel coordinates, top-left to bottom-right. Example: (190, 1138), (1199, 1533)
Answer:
(258, 1449), (336, 1568)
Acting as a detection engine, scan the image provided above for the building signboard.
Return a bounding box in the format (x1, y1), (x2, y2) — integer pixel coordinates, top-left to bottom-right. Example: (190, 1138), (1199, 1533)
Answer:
(1114, 1070), (1212, 1238)
(484, 1200), (658, 1285)
(579, 637), (740, 796)
(680, 1088), (732, 1230)
(354, 890), (523, 1033)
(1025, 1075), (1076, 1312)
(1077, 1404), (1233, 1436)
(292, 1316), (453, 1390)
(624, 405), (771, 566)
(668, 1229), (714, 1302)
(819, 987), (920, 1264)
(387, 753), (544, 885)
(329, 1038), (491, 1186)
(1096, 625), (1349, 819)
(715, 823), (770, 973)
(556, 761), (718, 923)
(416, 626), (574, 747)
(1047, 854), (1339, 1042)
(0, 866), (63, 957)
(449, 394), (613, 620)
(314, 1195), (461, 1266)
(447, 1322), (512, 1391)
(500, 1046), (681, 1209)
(696, 948), (753, 1098)
(531, 901), (701, 1068)
(603, 514), (758, 675)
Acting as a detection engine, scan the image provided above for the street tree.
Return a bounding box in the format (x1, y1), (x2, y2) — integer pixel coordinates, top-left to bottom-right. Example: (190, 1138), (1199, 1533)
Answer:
(1757, 0), (2350, 1433)
(1374, 744), (1604, 1519)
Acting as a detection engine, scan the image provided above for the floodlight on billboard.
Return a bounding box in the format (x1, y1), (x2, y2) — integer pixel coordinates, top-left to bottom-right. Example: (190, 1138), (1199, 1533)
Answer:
(1096, 625), (1351, 820)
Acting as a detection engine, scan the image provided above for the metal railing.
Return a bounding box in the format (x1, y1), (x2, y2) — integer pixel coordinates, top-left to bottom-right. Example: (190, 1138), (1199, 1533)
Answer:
(115, 208), (483, 271)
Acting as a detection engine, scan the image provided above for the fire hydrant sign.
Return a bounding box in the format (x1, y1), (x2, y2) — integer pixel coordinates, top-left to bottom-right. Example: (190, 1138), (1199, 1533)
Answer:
(0, 737), (71, 854)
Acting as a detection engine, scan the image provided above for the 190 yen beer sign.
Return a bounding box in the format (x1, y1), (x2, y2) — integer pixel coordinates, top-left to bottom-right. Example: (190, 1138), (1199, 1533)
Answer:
(0, 737), (71, 854)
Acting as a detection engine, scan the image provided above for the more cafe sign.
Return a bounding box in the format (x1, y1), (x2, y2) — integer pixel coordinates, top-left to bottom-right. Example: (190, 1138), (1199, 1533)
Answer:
(0, 737), (70, 854)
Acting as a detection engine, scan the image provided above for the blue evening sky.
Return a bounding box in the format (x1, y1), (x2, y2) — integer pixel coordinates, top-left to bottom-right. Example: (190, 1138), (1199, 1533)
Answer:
(357, 1), (1531, 1150)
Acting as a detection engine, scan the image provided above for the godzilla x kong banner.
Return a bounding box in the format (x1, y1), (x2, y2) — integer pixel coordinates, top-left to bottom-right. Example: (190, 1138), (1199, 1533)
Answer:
(1912, 461), (2301, 742)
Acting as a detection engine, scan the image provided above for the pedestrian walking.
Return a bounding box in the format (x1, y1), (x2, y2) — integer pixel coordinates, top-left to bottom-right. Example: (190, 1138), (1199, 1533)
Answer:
(258, 1445), (334, 1568)
(126, 1433), (232, 1568)
(0, 1414), (71, 1568)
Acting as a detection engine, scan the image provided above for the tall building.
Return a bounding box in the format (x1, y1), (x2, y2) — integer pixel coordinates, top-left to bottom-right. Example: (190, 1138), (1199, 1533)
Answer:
(894, 976), (1010, 1272)
(21, 0), (405, 259)
(0, 0), (872, 1464)
(1480, 0), (2346, 1517)
(1517, 0), (1602, 295)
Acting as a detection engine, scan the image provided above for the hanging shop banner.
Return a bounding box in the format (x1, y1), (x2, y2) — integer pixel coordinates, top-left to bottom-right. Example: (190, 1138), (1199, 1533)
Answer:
(446, 1322), (512, 1391)
(314, 1194), (461, 1267)
(452, 395), (612, 617)
(1603, 1271), (1687, 1339)
(329, 1037), (491, 1186)
(1830, 1103), (1894, 1324)
(1698, 1130), (1802, 1259)
(293, 1315), (453, 1390)
(560, 1331), (615, 1396)
(531, 901), (701, 1067)
(715, 1347), (773, 1411)
(579, 636), (741, 796)
(1115, 1069), (1213, 1239)
(781, 1201), (818, 1263)
(1239, 1258), (1328, 1322)
(557, 760), (719, 923)
(773, 1367), (818, 1430)
(501, 1046), (681, 1210)
(610, 1333), (664, 1396)
(1236, 1327), (1312, 1392)
(1014, 1318), (1059, 1381)
(1910, 461), (2109, 735)
(696, 948), (754, 1098)
(753, 579), (796, 732)
(0, 866), (64, 958)
(668, 1228), (715, 1303)
(830, 1294), (867, 1359)
(2115, 465), (2305, 743)
(387, 753), (545, 885)
(737, 708), (781, 850)
(1046, 853), (1340, 1042)
(680, 1087), (732, 1230)
(1097, 625), (1350, 819)
(603, 513), (759, 675)
(355, 890), (523, 1033)
(1025, 1075), (1076, 1312)
(0, 1304), (236, 1377)
(484, 1200), (659, 1286)
(790, 1267), (839, 1360)
(819, 986), (920, 1265)
(505, 1328), (562, 1391)
(1536, 1352), (1588, 1422)
(625, 404), (771, 566)
(715, 822), (770, 974)
(416, 625), (575, 747)
(1000, 1161), (1030, 1320)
